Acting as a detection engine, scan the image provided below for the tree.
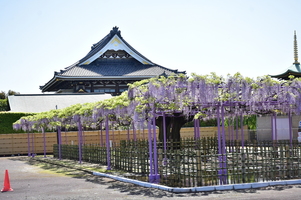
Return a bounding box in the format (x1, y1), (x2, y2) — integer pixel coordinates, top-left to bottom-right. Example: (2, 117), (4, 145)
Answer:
(0, 99), (9, 111)
(0, 91), (5, 99)
(0, 90), (20, 111)
(8, 90), (19, 96)
(156, 115), (194, 145)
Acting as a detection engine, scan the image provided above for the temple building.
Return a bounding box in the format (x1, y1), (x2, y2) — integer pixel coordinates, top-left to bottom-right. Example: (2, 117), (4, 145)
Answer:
(40, 27), (185, 96)
(270, 31), (301, 80)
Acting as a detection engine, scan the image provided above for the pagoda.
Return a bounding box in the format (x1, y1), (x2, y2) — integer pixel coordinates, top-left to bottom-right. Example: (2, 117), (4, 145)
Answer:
(40, 27), (185, 95)
(270, 31), (301, 80)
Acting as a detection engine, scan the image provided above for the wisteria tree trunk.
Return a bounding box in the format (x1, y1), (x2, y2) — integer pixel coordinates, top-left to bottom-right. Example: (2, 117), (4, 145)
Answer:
(156, 115), (193, 148)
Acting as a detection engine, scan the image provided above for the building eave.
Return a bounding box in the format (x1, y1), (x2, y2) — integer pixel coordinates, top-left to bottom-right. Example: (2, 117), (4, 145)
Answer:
(40, 75), (155, 92)
(55, 75), (155, 80)
(40, 75), (59, 92)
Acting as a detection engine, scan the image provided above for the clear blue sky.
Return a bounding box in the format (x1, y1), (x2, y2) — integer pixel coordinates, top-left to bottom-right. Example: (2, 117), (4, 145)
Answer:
(0, 0), (300, 94)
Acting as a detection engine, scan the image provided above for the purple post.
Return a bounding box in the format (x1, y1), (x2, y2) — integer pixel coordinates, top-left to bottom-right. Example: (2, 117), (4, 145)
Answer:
(217, 106), (221, 154)
(289, 111), (293, 147)
(163, 112), (167, 163)
(127, 127), (130, 141)
(229, 119), (233, 152)
(31, 132), (35, 157)
(241, 115), (244, 148)
(232, 123), (235, 152)
(77, 121), (83, 164)
(230, 120), (234, 142)
(221, 105), (227, 184)
(31, 132), (34, 157)
(100, 122), (103, 147)
(227, 119), (231, 151)
(216, 105), (223, 184)
(57, 127), (62, 160)
(236, 116), (239, 141)
(274, 113), (278, 142)
(194, 119), (197, 139)
(27, 131), (31, 157)
(194, 119), (200, 139)
(152, 114), (160, 182)
(133, 123), (137, 141)
(42, 127), (46, 158)
(196, 119), (200, 139)
(147, 120), (154, 182)
(105, 117), (111, 170)
(271, 114), (274, 141)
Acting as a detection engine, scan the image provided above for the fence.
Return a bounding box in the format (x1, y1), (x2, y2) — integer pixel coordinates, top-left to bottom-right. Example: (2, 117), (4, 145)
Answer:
(53, 138), (301, 187)
(0, 132), (57, 155)
(0, 126), (249, 156)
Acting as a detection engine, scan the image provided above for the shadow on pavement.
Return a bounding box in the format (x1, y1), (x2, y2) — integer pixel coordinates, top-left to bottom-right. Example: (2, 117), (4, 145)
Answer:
(8, 156), (301, 199)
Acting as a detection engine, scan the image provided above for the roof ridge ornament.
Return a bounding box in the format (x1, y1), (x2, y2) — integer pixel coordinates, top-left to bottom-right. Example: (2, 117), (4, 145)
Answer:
(294, 30), (300, 64)
(159, 71), (168, 78)
(91, 26), (121, 50)
(110, 26), (121, 36)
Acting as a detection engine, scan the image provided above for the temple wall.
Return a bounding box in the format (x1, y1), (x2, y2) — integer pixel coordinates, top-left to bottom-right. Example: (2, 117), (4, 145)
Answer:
(256, 115), (301, 141)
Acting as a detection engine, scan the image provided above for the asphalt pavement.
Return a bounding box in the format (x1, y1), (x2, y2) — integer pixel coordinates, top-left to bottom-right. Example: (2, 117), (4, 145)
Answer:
(1, 156), (301, 200)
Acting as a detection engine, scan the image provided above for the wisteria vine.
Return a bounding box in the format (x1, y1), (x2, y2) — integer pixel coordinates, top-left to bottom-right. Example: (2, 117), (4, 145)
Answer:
(13, 73), (301, 132)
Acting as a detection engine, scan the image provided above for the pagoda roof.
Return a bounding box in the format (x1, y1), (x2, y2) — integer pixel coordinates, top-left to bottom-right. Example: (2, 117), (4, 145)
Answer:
(270, 63), (301, 80)
(270, 31), (301, 80)
(40, 27), (185, 92)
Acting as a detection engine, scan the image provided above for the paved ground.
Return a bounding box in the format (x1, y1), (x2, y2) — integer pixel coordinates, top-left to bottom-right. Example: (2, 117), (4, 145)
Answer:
(1, 156), (301, 200)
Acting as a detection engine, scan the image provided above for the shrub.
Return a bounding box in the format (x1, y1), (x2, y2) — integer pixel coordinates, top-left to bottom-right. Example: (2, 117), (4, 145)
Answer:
(0, 112), (34, 134)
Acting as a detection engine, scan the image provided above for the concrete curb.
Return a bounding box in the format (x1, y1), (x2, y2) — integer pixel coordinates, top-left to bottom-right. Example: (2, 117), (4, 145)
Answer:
(93, 172), (301, 193)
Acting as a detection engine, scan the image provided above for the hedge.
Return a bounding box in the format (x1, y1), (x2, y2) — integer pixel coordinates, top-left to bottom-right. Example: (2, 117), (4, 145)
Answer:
(0, 112), (34, 134)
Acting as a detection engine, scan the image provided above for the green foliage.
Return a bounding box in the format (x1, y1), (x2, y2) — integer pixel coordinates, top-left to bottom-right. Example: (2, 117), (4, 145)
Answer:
(0, 99), (9, 111)
(0, 90), (20, 111)
(95, 91), (130, 110)
(243, 115), (257, 130)
(184, 115), (257, 129)
(0, 91), (5, 99)
(183, 119), (218, 127)
(224, 115), (257, 130)
(0, 112), (34, 134)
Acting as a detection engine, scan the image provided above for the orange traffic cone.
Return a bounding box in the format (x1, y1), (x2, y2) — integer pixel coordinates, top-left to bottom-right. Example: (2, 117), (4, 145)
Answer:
(1, 170), (13, 192)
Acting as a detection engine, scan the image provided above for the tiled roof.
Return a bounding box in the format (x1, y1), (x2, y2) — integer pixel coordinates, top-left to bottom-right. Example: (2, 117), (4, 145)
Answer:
(40, 27), (185, 92)
(59, 58), (178, 77)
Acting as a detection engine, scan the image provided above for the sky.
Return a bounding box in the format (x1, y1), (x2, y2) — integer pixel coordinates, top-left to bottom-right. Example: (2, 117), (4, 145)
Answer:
(0, 0), (300, 94)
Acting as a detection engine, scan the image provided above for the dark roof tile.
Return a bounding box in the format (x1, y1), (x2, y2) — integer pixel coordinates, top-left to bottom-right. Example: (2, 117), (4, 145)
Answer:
(60, 58), (177, 77)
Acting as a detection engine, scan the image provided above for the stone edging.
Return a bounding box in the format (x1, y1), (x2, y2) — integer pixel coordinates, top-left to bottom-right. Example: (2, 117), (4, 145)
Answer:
(93, 171), (301, 193)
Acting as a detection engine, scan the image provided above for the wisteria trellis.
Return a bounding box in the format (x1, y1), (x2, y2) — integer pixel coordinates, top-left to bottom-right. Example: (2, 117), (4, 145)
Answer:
(13, 73), (301, 184)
